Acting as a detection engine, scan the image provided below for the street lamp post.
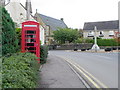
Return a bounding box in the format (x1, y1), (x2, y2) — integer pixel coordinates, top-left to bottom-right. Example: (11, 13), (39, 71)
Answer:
(91, 26), (100, 52)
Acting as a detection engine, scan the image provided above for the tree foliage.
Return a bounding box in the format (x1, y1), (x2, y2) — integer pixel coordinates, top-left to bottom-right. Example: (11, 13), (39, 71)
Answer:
(2, 7), (19, 55)
(53, 28), (80, 44)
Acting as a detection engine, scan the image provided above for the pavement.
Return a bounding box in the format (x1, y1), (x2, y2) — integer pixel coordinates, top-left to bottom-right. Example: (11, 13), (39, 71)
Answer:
(38, 54), (86, 88)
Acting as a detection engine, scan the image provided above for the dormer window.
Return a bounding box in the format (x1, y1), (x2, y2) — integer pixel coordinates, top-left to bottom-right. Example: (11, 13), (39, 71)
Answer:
(88, 31), (94, 37)
(99, 31), (104, 37)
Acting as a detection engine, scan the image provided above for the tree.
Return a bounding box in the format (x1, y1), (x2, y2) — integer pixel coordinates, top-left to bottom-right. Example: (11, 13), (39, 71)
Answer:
(2, 7), (19, 55)
(52, 28), (80, 44)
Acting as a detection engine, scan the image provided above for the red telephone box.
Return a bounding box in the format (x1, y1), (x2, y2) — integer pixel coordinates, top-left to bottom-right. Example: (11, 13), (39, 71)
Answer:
(21, 21), (40, 62)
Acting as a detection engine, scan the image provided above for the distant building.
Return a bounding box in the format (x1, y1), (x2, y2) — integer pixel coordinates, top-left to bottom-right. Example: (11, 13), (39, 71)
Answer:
(5, 0), (45, 45)
(34, 13), (68, 45)
(0, 0), (5, 6)
(83, 20), (119, 39)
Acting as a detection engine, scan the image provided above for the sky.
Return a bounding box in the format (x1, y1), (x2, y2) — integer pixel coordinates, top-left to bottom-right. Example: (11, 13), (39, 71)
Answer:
(20, 0), (119, 29)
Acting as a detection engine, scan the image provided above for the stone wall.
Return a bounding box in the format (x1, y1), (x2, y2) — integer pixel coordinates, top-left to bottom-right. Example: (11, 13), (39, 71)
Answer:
(48, 43), (93, 50)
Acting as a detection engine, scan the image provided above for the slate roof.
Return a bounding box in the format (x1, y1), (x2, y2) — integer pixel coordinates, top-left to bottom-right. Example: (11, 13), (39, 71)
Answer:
(38, 13), (67, 31)
(83, 20), (119, 31)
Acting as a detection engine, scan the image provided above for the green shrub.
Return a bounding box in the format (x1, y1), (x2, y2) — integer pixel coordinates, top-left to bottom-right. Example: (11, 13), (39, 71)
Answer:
(40, 45), (48, 64)
(75, 38), (119, 46)
(2, 7), (19, 55)
(2, 52), (40, 88)
(15, 28), (21, 46)
(75, 38), (94, 43)
(97, 39), (118, 46)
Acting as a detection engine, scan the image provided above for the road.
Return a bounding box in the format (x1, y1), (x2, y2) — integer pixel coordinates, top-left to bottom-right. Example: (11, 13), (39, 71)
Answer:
(49, 50), (118, 88)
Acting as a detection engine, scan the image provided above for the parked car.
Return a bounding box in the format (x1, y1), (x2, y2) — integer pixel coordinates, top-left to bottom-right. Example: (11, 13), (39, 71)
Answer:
(105, 48), (112, 52)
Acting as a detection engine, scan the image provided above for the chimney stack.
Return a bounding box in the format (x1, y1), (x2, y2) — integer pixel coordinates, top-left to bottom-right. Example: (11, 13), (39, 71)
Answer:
(0, 0), (5, 6)
(60, 18), (64, 21)
(26, 0), (32, 20)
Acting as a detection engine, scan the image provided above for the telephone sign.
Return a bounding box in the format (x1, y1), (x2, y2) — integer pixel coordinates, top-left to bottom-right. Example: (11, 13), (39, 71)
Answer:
(21, 21), (40, 62)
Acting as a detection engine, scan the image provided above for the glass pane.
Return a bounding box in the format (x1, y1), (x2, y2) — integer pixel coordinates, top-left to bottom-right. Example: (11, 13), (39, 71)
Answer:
(25, 30), (36, 34)
(25, 35), (36, 38)
(25, 47), (36, 50)
(25, 39), (36, 42)
(25, 43), (34, 46)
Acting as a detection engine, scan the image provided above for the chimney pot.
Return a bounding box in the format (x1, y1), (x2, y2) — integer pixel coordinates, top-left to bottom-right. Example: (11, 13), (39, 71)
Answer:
(60, 18), (64, 21)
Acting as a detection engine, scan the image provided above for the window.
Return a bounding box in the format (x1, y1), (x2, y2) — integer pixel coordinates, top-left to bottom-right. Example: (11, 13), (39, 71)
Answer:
(109, 31), (114, 37)
(99, 31), (104, 37)
(25, 31), (36, 34)
(88, 31), (94, 37)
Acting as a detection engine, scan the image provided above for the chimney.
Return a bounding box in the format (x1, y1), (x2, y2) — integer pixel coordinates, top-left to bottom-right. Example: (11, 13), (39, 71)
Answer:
(60, 18), (64, 21)
(26, 0), (32, 20)
(0, 0), (5, 6)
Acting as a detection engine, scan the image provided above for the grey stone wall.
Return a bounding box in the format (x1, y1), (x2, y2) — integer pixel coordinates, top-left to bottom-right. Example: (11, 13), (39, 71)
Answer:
(48, 43), (93, 50)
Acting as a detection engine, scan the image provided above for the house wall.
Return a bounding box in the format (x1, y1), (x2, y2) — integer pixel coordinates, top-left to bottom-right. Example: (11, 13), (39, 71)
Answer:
(34, 13), (48, 45)
(83, 30), (118, 39)
(5, 1), (35, 28)
(5, 1), (45, 45)
(40, 25), (45, 45)
(34, 13), (55, 45)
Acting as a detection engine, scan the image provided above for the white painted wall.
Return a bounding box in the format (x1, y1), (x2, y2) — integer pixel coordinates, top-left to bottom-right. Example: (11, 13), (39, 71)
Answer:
(40, 26), (45, 45)
(5, 1), (35, 28)
(5, 1), (45, 45)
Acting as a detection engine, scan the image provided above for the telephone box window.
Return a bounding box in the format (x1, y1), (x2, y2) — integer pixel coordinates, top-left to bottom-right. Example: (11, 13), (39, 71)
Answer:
(25, 43), (34, 46)
(25, 35), (36, 38)
(25, 47), (36, 50)
(25, 39), (36, 42)
(26, 31), (36, 34)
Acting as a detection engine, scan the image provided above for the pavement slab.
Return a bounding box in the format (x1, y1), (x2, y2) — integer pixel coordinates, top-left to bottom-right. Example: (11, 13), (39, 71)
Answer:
(38, 54), (86, 88)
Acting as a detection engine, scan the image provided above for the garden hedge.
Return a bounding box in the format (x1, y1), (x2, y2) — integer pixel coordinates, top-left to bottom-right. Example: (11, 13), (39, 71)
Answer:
(75, 38), (120, 46)
(97, 39), (119, 46)
(40, 45), (48, 64)
(2, 52), (40, 88)
(2, 7), (19, 55)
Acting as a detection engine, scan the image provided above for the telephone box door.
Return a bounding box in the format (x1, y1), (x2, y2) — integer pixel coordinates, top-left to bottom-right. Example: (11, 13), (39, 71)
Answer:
(21, 21), (40, 62)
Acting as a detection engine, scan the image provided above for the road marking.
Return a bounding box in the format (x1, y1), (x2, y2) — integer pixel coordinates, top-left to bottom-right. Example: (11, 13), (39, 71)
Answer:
(56, 55), (108, 88)
(73, 61), (108, 88)
(69, 61), (100, 88)
(67, 62), (91, 88)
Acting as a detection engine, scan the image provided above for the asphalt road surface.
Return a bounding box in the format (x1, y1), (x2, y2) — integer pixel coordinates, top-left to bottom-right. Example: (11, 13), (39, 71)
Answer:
(49, 50), (118, 88)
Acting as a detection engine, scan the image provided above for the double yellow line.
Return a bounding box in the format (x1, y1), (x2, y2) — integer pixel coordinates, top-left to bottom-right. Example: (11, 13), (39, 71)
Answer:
(57, 55), (108, 89)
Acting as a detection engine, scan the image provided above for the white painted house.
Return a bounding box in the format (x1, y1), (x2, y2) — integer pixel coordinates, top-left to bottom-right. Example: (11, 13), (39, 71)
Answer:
(83, 20), (119, 39)
(5, 0), (45, 45)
